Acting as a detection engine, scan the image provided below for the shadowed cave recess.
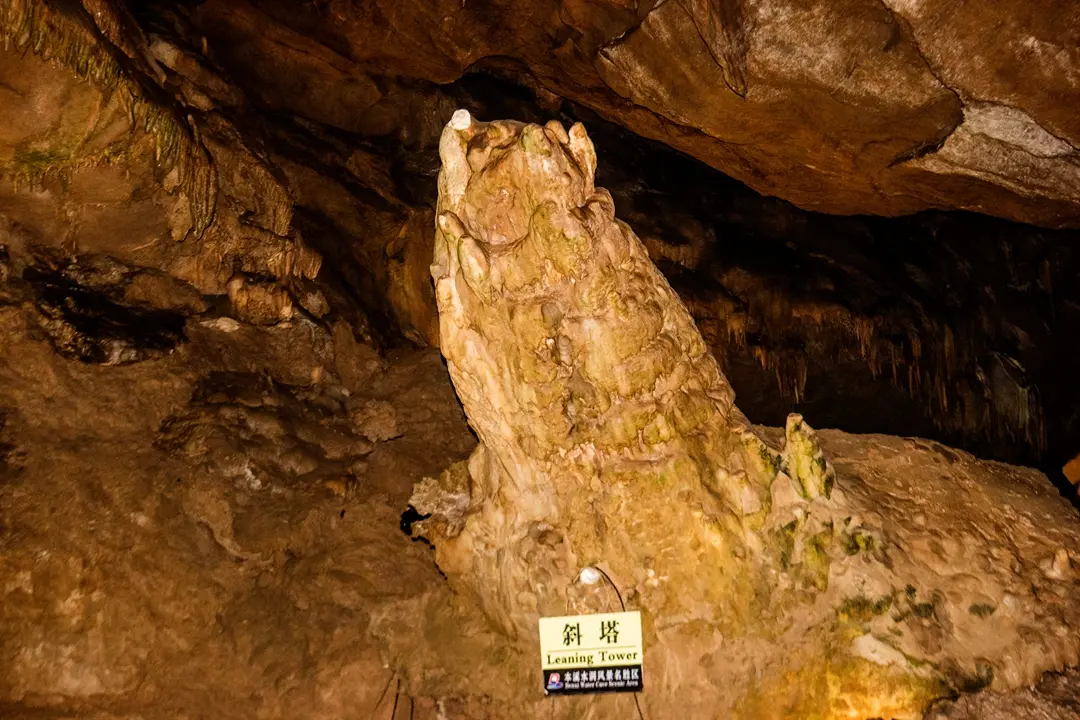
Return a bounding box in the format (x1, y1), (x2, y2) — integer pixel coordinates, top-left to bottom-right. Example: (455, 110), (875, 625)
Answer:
(2, 0), (1080, 718)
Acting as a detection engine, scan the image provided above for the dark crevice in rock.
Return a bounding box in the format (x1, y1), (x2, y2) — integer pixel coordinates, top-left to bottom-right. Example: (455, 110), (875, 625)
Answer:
(0, 408), (20, 474)
(875, 0), (965, 160)
(876, 2), (961, 103)
(288, 208), (396, 349)
(673, 0), (749, 97)
(399, 505), (430, 537)
(888, 123), (955, 166)
(590, 0), (668, 54)
(252, 111), (406, 213)
(23, 262), (188, 365)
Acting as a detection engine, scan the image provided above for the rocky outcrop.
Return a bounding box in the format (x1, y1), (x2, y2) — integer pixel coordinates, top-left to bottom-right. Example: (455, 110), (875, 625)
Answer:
(0, 1), (319, 315)
(184, 0), (1080, 226)
(0, 294), (482, 715)
(412, 112), (1080, 717)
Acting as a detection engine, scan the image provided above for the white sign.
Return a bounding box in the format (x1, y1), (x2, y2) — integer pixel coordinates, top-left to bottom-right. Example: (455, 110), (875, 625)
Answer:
(538, 611), (643, 695)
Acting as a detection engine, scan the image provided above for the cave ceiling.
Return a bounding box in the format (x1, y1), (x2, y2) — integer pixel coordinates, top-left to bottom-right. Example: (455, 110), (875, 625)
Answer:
(180, 0), (1080, 226)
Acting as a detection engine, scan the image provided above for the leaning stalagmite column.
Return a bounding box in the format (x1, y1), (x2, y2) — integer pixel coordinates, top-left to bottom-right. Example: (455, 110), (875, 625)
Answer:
(412, 110), (1080, 718)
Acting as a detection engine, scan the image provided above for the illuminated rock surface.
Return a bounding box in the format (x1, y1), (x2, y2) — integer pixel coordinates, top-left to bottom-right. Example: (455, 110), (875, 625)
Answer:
(412, 111), (1080, 718)
(1065, 454), (1080, 487)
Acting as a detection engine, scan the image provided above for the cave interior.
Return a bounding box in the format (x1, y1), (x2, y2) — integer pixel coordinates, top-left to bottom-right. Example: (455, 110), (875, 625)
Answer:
(1, 0), (1080, 718)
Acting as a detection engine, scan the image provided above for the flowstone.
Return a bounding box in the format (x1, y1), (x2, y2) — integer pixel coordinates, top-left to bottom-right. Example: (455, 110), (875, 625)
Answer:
(411, 110), (1080, 719)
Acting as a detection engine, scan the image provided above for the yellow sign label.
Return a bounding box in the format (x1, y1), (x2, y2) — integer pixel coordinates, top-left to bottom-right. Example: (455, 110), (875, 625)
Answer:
(538, 611), (643, 670)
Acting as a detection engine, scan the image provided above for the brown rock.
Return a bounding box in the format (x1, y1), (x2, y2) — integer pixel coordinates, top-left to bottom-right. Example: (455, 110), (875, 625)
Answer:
(332, 320), (385, 392)
(928, 665), (1080, 720)
(226, 275), (294, 325)
(187, 0), (1080, 226)
(348, 399), (401, 443)
(384, 208), (440, 346)
(122, 272), (208, 314)
(1065, 454), (1080, 486)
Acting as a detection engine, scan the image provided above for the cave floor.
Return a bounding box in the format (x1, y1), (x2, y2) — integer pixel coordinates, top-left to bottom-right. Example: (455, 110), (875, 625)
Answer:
(0, 300), (499, 718)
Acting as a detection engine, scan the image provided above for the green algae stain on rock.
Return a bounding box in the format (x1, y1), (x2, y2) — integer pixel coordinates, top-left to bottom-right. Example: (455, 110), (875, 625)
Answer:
(782, 414), (836, 500)
(733, 652), (952, 720)
(801, 529), (834, 591)
(11, 145), (70, 174)
(837, 594), (894, 625)
(840, 529), (875, 556)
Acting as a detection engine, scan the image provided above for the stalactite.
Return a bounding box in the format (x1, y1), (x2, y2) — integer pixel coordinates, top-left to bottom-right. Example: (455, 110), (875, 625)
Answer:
(687, 289), (1046, 455)
(0, 0), (216, 240)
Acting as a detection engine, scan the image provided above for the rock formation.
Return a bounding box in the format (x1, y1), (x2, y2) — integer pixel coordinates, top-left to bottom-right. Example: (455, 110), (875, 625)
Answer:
(0, 0), (319, 315)
(186, 0), (1080, 227)
(412, 111), (1080, 718)
(5, 0), (1079, 468)
(1, 1), (1080, 718)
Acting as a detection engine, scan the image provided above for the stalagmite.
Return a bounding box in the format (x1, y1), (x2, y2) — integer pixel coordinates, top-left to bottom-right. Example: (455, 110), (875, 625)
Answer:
(412, 111), (1080, 718)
